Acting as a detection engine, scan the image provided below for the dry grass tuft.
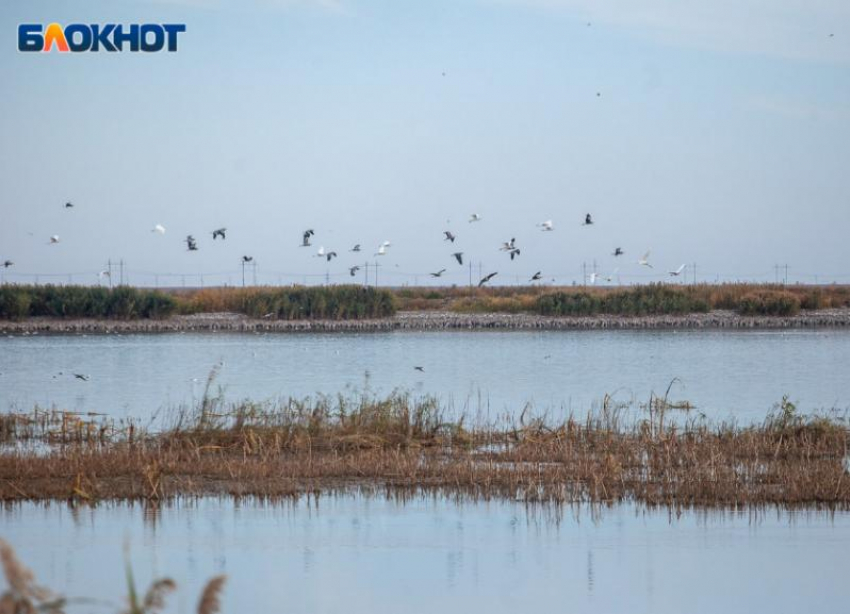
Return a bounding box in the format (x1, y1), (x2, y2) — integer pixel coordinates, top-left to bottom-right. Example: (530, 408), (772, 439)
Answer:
(197, 576), (227, 614)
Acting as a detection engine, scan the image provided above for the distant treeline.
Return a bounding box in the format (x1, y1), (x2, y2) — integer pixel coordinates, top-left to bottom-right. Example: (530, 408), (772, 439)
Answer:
(1, 283), (848, 320)
(0, 285), (396, 320)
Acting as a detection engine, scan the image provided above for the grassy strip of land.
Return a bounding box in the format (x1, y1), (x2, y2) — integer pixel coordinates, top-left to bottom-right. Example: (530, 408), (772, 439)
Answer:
(2, 390), (847, 508)
(3, 283), (849, 321)
(0, 285), (396, 321)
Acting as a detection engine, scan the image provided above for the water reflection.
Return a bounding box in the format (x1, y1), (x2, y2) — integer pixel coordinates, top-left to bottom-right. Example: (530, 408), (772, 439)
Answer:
(3, 495), (850, 614)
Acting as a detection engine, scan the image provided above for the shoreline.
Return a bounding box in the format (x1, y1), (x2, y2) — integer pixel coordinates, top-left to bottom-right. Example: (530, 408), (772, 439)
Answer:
(2, 309), (850, 334)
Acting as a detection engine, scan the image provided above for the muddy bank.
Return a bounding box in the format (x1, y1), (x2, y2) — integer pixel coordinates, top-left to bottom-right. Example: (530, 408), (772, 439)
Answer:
(2, 309), (850, 334)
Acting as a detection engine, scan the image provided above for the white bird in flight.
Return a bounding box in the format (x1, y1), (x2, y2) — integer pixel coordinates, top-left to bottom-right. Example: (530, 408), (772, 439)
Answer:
(469, 213), (482, 223)
(375, 245), (387, 256)
(638, 250), (653, 268)
(49, 235), (60, 244)
(538, 220), (554, 231)
(669, 264), (686, 277)
(152, 224), (166, 235)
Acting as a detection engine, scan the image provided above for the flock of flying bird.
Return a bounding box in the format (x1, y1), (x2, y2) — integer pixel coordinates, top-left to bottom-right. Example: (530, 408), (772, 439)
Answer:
(2, 202), (691, 286)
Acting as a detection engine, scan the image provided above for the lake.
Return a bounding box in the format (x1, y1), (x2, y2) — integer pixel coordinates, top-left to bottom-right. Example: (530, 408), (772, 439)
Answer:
(4, 495), (849, 614)
(1, 329), (849, 422)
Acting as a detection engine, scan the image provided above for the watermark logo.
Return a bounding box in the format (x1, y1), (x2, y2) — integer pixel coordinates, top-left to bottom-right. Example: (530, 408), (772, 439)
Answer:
(18, 23), (186, 53)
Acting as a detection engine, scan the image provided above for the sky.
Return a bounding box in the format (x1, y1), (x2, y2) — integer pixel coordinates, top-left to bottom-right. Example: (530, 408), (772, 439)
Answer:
(1, 0), (849, 287)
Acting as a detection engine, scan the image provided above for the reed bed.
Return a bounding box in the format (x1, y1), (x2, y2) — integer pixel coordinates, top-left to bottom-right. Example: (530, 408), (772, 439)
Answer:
(2, 284), (849, 322)
(396, 283), (850, 316)
(1, 391), (847, 509)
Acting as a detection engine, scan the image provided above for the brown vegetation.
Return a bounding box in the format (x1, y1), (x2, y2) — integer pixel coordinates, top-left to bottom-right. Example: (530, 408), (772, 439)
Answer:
(2, 392), (847, 509)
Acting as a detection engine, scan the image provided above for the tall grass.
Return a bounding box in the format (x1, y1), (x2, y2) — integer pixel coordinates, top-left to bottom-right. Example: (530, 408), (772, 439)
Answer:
(0, 285), (176, 320)
(175, 286), (395, 319)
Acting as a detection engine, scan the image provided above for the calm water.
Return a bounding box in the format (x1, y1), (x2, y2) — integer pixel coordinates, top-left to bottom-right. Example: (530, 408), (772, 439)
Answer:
(4, 496), (849, 614)
(1, 329), (849, 421)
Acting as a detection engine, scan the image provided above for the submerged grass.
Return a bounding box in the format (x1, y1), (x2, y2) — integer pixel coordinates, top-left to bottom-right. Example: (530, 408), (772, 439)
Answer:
(2, 389), (848, 509)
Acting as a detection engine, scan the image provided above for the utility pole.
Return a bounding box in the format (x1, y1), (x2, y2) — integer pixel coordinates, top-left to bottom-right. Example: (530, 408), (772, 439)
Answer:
(119, 259), (124, 286)
(252, 261), (257, 286)
(468, 261), (473, 289)
(364, 261), (369, 286)
(692, 262), (697, 285)
(241, 260), (246, 287)
(582, 262), (587, 287)
(107, 259), (114, 288)
(774, 264), (780, 285)
(325, 270), (330, 286)
(784, 264), (789, 285)
(374, 261), (379, 288)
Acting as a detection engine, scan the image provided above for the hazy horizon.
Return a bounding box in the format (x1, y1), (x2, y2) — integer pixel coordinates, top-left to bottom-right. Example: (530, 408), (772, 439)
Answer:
(2, 0), (849, 287)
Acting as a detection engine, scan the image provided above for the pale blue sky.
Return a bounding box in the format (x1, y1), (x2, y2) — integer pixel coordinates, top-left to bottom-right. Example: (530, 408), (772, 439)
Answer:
(1, 0), (848, 286)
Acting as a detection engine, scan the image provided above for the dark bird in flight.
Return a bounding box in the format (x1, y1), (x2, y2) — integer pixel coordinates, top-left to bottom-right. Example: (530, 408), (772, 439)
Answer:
(301, 229), (314, 247)
(583, 213), (594, 226)
(478, 272), (497, 287)
(509, 248), (521, 261)
(325, 251), (338, 262)
(64, 202), (74, 208)
(212, 228), (227, 240)
(414, 366), (425, 372)
(530, 271), (542, 281)
(350, 244), (361, 252)
(73, 373), (89, 381)
(349, 266), (360, 277)
(2, 260), (12, 268)
(430, 269), (446, 278)
(499, 238), (517, 252)
(444, 231), (456, 243)
(613, 247), (623, 257)
(242, 255), (253, 263)
(452, 252), (464, 265)
(186, 235), (198, 251)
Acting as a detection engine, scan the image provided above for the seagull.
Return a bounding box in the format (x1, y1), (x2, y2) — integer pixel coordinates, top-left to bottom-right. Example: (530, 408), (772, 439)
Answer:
(301, 229), (314, 247)
(530, 271), (542, 282)
(414, 366), (425, 372)
(375, 245), (387, 256)
(583, 213), (594, 226)
(349, 266), (360, 277)
(212, 228), (227, 240)
(2, 260), (12, 268)
(242, 255), (253, 263)
(637, 250), (653, 268)
(613, 247), (623, 257)
(49, 235), (60, 244)
(64, 202), (74, 209)
(499, 238), (516, 251)
(509, 248), (521, 260)
(469, 213), (482, 223)
(452, 252), (464, 265)
(538, 220), (554, 231)
(350, 244), (361, 252)
(430, 269), (446, 278)
(669, 264), (686, 277)
(478, 272), (498, 287)
(444, 231), (456, 243)
(186, 235), (198, 251)
(73, 373), (89, 381)
(152, 224), (166, 235)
